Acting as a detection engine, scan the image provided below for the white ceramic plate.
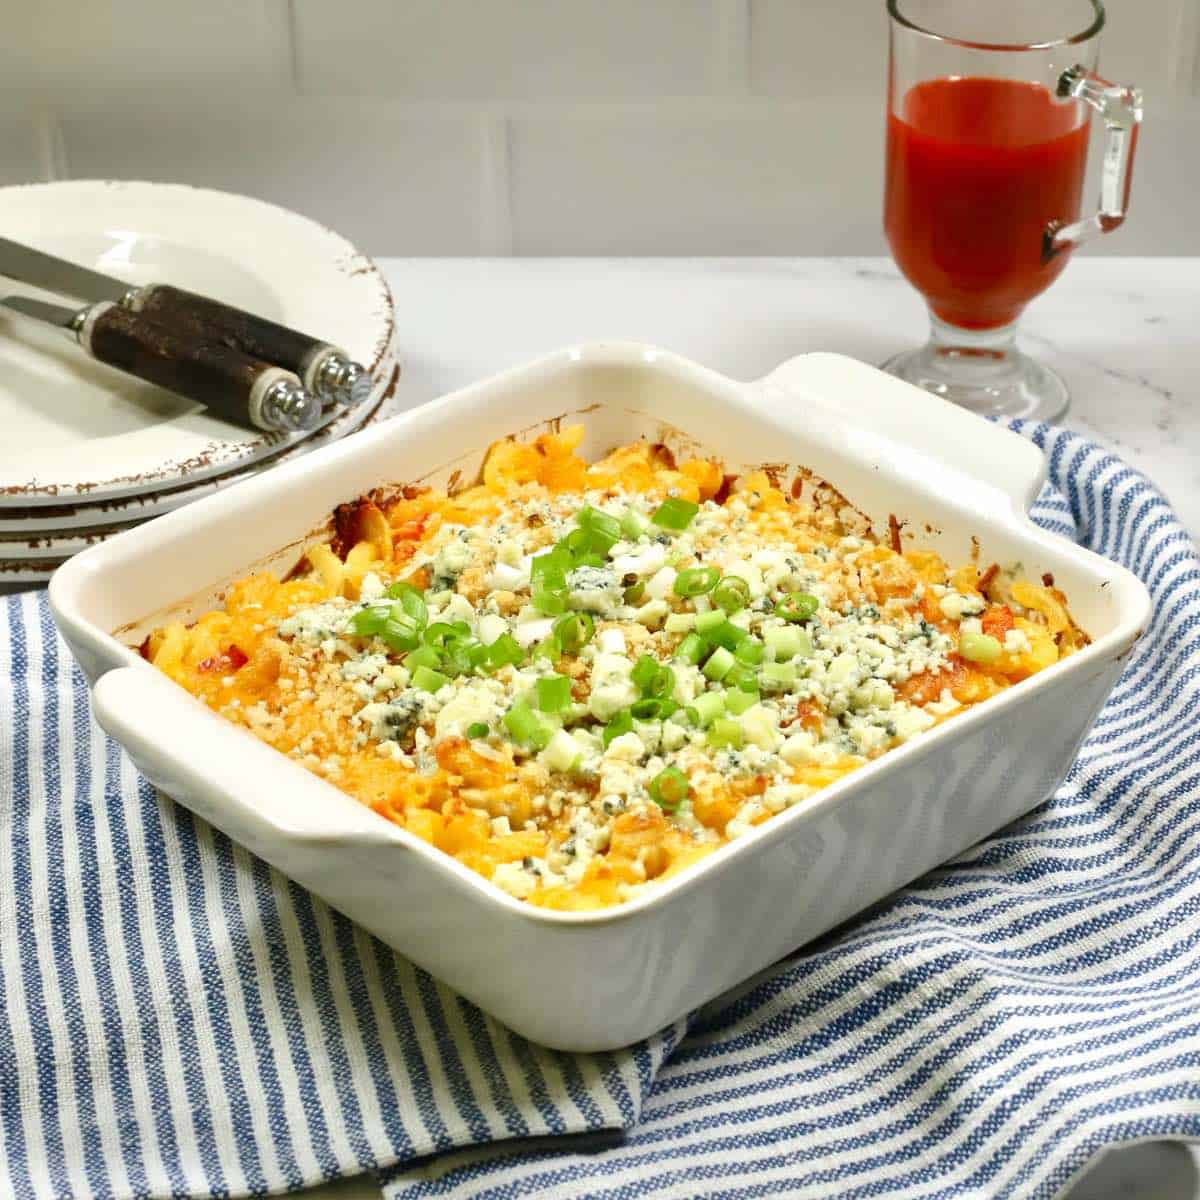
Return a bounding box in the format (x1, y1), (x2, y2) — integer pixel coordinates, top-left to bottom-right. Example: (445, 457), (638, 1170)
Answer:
(0, 367), (399, 535)
(0, 181), (396, 506)
(0, 558), (60, 584)
(0, 385), (400, 559)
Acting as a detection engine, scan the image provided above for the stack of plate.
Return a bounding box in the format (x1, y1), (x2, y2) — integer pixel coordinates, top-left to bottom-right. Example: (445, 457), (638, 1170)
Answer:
(0, 181), (400, 584)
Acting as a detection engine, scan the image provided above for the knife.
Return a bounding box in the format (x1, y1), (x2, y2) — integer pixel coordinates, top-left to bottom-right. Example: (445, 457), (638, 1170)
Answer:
(0, 236), (371, 408)
(1, 295), (322, 433)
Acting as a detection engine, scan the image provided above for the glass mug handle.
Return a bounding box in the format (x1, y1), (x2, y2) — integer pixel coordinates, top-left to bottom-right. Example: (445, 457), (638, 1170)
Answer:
(1042, 66), (1144, 263)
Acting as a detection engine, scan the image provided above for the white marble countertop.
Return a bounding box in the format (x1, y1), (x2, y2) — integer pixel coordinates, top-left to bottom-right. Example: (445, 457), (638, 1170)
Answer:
(290, 256), (1198, 1200)
(383, 256), (1199, 536)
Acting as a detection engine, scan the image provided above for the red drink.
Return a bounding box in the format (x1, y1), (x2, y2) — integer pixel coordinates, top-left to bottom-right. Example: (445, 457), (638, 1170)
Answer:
(884, 76), (1089, 330)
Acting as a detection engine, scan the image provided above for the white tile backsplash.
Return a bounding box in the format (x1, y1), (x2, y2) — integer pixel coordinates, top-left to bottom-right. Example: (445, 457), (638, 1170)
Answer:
(292, 0), (718, 99)
(510, 99), (886, 255)
(57, 100), (486, 254)
(16, 0), (291, 94)
(749, 0), (889, 97)
(3, 0), (1197, 256)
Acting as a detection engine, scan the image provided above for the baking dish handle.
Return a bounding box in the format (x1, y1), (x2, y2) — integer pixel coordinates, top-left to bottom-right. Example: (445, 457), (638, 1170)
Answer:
(757, 352), (1049, 514)
(91, 666), (406, 849)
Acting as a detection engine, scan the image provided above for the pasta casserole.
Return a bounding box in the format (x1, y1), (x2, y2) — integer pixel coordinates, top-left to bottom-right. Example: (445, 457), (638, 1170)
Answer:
(145, 427), (1086, 910)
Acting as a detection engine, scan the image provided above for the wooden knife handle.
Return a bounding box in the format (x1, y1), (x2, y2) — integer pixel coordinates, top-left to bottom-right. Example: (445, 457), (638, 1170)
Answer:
(130, 283), (340, 388)
(81, 301), (313, 432)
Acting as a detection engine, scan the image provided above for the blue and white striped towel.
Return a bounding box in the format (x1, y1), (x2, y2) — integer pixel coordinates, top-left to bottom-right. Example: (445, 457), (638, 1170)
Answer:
(2, 423), (1197, 1200)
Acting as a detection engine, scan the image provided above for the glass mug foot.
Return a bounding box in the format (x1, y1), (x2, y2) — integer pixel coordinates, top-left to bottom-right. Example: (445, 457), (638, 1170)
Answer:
(881, 316), (1069, 422)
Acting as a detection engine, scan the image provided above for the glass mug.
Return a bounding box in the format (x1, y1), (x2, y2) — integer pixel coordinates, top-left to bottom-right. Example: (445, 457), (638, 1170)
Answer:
(882, 0), (1143, 419)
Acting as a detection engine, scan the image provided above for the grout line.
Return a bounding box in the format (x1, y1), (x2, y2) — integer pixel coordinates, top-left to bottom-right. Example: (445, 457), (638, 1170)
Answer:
(31, 108), (68, 182)
(714, 0), (752, 95)
(1167, 0), (1200, 97)
(478, 113), (514, 256)
(277, 0), (302, 92)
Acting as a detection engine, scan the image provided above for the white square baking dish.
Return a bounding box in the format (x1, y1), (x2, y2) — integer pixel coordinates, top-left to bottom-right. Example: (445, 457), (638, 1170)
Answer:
(50, 345), (1150, 1052)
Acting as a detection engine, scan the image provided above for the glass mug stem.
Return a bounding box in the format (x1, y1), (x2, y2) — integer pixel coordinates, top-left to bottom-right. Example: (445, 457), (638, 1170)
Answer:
(1044, 67), (1144, 262)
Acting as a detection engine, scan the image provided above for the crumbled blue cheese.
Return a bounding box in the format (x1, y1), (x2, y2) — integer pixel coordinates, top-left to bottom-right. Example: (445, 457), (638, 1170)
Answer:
(277, 600), (349, 643)
(938, 591), (986, 621)
(356, 693), (429, 743)
(927, 689), (962, 716)
(492, 861), (538, 899)
(763, 782), (812, 813)
(596, 627), (627, 655)
(612, 544), (668, 578)
(605, 731), (646, 762)
(1004, 628), (1031, 654)
(434, 680), (505, 741)
(567, 565), (624, 616)
(588, 653), (638, 720)
(431, 537), (473, 590)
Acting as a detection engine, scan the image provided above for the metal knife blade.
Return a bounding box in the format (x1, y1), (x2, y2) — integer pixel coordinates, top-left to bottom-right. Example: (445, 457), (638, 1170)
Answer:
(0, 237), (130, 305)
(0, 294), (82, 327)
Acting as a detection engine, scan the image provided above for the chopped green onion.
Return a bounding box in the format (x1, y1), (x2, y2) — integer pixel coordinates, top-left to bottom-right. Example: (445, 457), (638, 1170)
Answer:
(664, 612), (696, 634)
(412, 664), (448, 693)
(380, 615), (424, 653)
(776, 592), (820, 623)
(533, 637), (561, 663)
(706, 621), (748, 651)
(602, 708), (634, 747)
(647, 664), (675, 699)
(577, 506), (622, 552)
(760, 661), (797, 689)
(405, 645), (443, 671)
(530, 549), (570, 587)
(695, 609), (728, 636)
(385, 581), (428, 626)
(487, 633), (525, 669)
(632, 697), (678, 721)
(692, 691), (726, 727)
(959, 630), (1003, 664)
(537, 674), (572, 712)
(466, 722), (489, 739)
(562, 527), (592, 558)
(703, 646), (736, 681)
(675, 633), (706, 665)
(444, 639), (486, 676)
(764, 626), (812, 660)
(349, 605), (391, 637)
(707, 718), (744, 750)
(649, 765), (689, 811)
(651, 497), (699, 531)
(674, 566), (720, 597)
(503, 699), (554, 750)
(734, 638), (765, 666)
(543, 728), (582, 773)
(631, 654), (660, 692)
(712, 575), (751, 614)
(552, 611), (595, 654)
(725, 688), (759, 715)
(621, 507), (650, 541)
(724, 664), (759, 692)
(532, 588), (568, 615)
(423, 620), (468, 648)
